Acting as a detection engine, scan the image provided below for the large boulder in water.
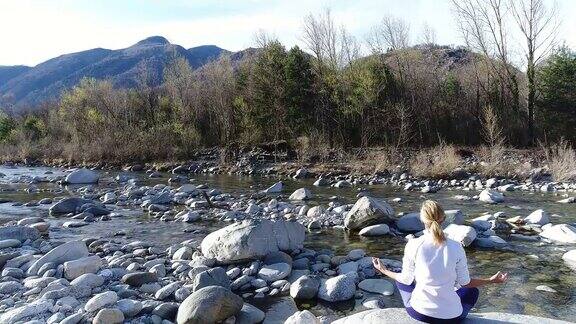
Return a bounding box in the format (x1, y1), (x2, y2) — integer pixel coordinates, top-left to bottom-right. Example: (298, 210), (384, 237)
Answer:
(27, 240), (89, 275)
(0, 225), (40, 242)
(344, 197), (395, 230)
(65, 168), (99, 184)
(50, 197), (93, 215)
(479, 189), (504, 204)
(318, 273), (356, 302)
(176, 286), (243, 324)
(444, 224), (477, 247)
(540, 224), (576, 243)
(201, 219), (305, 263)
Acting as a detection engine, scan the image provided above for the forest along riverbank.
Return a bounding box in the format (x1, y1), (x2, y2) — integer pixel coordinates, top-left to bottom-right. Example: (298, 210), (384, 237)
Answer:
(0, 164), (575, 323)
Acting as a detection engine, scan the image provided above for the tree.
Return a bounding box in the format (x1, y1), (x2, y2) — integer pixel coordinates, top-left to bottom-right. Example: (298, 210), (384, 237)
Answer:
(367, 15), (410, 53)
(537, 46), (576, 143)
(284, 46), (315, 135)
(0, 111), (15, 141)
(510, 0), (559, 144)
(420, 22), (437, 45)
(452, 0), (524, 144)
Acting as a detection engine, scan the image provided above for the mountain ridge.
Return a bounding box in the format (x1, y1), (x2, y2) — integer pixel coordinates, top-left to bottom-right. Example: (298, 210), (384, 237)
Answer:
(0, 36), (230, 109)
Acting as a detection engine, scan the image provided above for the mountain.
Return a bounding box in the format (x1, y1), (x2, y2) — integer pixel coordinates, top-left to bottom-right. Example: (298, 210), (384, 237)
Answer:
(0, 36), (229, 108)
(0, 66), (31, 85)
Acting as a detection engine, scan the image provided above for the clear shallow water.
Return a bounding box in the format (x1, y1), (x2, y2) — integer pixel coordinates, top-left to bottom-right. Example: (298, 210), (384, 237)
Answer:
(0, 165), (575, 321)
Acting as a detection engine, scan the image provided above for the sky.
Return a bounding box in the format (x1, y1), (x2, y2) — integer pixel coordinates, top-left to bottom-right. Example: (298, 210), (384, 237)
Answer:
(0, 0), (574, 67)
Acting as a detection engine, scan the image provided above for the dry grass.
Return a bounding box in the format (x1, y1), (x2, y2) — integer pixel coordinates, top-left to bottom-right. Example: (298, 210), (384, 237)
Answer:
(410, 143), (462, 178)
(294, 132), (333, 163)
(476, 144), (509, 176)
(350, 147), (403, 174)
(544, 140), (576, 182)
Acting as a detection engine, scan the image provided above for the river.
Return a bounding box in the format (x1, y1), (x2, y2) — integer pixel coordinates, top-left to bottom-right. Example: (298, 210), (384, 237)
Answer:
(0, 164), (574, 321)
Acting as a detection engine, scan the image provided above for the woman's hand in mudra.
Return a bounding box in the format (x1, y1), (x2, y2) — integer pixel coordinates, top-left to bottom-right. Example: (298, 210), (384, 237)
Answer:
(372, 257), (398, 281)
(489, 271), (508, 284)
(372, 257), (384, 271)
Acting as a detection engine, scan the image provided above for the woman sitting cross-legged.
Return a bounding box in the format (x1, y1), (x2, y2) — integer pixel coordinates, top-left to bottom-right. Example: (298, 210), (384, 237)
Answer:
(372, 200), (508, 323)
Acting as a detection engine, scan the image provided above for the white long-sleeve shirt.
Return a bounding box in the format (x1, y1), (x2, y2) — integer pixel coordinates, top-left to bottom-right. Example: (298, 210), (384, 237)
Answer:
(396, 233), (471, 319)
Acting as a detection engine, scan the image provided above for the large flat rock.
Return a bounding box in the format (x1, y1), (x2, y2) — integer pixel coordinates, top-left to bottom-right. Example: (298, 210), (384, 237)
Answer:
(331, 308), (571, 324)
(200, 219), (305, 263)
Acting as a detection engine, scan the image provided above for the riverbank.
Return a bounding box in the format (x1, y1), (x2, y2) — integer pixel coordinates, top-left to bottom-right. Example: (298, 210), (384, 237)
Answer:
(4, 143), (574, 183)
(0, 164), (575, 323)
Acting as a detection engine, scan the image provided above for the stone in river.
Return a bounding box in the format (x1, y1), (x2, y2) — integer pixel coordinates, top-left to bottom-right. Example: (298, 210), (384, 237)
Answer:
(262, 296), (299, 324)
(117, 298), (143, 318)
(122, 271), (158, 287)
(289, 188), (313, 200)
(359, 224), (390, 236)
(563, 250), (576, 264)
(474, 236), (507, 249)
(50, 197), (93, 214)
(264, 181), (283, 193)
(344, 196), (395, 230)
(479, 189), (504, 204)
(444, 224), (477, 247)
(318, 273), (356, 302)
(176, 286), (243, 324)
(192, 267), (230, 291)
(290, 275), (320, 299)
(285, 310), (320, 324)
(0, 299), (53, 323)
(558, 197), (575, 204)
(84, 291), (118, 312)
(536, 285), (557, 293)
(258, 262), (291, 282)
(524, 209), (550, 225)
(63, 220), (89, 228)
(0, 239), (22, 248)
(63, 255), (102, 280)
(200, 219), (305, 263)
(236, 303), (265, 324)
(27, 240), (89, 275)
(0, 225), (40, 242)
(70, 273), (105, 288)
(64, 168), (99, 184)
(93, 308), (124, 324)
(362, 296), (387, 309)
(540, 224), (576, 243)
(0, 281), (23, 294)
(313, 178), (330, 187)
(153, 302), (179, 320)
(263, 251), (293, 266)
(358, 279), (394, 296)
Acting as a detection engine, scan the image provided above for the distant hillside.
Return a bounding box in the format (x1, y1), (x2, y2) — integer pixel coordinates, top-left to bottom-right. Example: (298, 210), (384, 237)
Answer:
(0, 36), (229, 108)
(0, 66), (31, 85)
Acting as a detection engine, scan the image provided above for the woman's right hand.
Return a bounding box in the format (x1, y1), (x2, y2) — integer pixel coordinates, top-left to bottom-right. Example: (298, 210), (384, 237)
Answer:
(489, 271), (508, 284)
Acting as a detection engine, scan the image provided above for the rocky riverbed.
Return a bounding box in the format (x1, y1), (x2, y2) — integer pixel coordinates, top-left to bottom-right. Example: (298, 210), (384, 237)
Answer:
(0, 163), (575, 323)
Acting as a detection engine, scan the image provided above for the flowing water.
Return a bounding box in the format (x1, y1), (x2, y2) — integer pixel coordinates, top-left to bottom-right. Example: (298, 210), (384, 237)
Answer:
(0, 165), (575, 321)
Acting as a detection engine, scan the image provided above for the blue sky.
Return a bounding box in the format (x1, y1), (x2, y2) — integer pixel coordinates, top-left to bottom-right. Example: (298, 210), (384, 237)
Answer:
(1, 0), (574, 66)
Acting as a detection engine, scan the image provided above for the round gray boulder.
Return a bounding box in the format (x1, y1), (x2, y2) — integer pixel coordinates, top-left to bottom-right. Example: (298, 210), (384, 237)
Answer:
(176, 286), (243, 324)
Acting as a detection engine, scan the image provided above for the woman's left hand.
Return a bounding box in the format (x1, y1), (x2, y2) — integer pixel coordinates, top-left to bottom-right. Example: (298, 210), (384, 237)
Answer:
(372, 257), (384, 271)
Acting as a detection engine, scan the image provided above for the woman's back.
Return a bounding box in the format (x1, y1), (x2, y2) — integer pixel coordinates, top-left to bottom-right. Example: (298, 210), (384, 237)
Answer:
(401, 234), (470, 319)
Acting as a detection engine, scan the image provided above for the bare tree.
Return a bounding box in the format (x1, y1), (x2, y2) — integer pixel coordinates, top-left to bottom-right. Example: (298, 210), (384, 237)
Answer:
(367, 15), (410, 53)
(302, 8), (340, 69)
(452, 0), (519, 101)
(420, 22), (437, 45)
(510, 0), (559, 144)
